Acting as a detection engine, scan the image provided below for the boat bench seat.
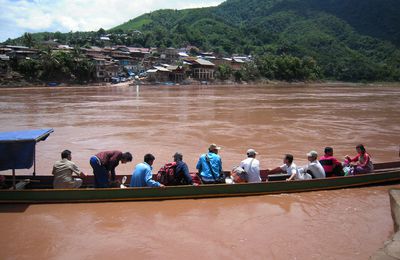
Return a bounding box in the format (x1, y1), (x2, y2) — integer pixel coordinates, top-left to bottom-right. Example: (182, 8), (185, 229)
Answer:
(267, 174), (291, 181)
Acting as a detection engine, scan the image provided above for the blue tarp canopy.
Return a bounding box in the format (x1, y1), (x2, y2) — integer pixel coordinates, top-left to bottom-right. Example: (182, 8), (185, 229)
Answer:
(0, 128), (53, 171)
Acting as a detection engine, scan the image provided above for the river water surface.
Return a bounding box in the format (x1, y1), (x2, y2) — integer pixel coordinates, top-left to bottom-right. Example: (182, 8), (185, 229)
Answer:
(0, 83), (399, 259)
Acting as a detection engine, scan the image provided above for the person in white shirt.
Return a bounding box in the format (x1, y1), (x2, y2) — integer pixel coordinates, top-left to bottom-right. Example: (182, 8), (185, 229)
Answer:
(267, 154), (311, 181)
(239, 149), (261, 183)
(300, 150), (326, 179)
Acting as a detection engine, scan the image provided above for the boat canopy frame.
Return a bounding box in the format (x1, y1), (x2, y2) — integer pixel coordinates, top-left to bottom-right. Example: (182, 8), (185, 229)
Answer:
(0, 128), (53, 189)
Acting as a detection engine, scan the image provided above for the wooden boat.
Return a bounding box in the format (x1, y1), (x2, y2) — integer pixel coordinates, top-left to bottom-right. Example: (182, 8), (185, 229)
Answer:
(0, 129), (399, 204)
(0, 161), (399, 204)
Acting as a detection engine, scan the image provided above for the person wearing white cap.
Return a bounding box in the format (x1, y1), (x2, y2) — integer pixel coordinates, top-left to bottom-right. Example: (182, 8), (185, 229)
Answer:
(299, 150), (326, 179)
(196, 143), (223, 184)
(239, 149), (261, 183)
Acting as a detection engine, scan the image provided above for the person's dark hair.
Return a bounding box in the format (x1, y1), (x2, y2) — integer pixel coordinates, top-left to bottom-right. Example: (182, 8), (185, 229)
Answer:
(356, 144), (366, 153)
(173, 152), (183, 161)
(324, 147), (333, 154)
(144, 153), (155, 164)
(285, 154), (294, 164)
(121, 152), (133, 162)
(61, 150), (71, 159)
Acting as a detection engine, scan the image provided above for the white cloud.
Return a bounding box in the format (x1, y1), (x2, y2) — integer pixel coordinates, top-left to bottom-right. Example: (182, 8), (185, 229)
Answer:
(0, 0), (224, 42)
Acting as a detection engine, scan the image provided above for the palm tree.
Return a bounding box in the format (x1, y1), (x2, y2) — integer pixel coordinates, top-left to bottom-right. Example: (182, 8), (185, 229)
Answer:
(23, 32), (35, 48)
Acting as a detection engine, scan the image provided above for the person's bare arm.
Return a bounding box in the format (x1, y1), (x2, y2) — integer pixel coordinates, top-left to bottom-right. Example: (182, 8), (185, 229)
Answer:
(266, 167), (283, 175)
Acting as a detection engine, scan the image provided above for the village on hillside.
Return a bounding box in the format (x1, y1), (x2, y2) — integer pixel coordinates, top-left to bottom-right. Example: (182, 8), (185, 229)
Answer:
(0, 42), (251, 86)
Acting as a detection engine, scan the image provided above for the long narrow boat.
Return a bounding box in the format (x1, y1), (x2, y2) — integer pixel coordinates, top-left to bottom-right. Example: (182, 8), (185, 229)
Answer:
(1, 161), (399, 204)
(0, 129), (399, 204)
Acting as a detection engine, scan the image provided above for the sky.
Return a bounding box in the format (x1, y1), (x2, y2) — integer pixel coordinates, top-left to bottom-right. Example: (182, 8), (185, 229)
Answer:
(0, 0), (225, 42)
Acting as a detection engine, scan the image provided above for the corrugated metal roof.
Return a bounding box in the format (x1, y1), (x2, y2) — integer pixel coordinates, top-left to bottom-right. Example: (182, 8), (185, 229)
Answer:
(195, 58), (215, 66)
(233, 58), (245, 63)
(153, 66), (170, 72)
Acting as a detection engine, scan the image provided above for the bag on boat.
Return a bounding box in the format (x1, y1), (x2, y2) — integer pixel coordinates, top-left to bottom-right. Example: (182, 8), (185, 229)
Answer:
(154, 162), (177, 185)
(231, 166), (248, 183)
(343, 166), (353, 176)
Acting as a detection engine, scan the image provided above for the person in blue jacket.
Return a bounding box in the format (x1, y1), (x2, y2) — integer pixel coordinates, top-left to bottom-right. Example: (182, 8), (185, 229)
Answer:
(196, 144), (223, 184)
(130, 153), (164, 187)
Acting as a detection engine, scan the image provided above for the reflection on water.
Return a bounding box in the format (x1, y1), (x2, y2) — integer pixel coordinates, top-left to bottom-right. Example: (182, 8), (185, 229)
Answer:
(0, 83), (399, 259)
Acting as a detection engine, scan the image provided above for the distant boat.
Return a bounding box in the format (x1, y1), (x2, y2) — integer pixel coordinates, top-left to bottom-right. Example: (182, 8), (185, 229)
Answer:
(47, 82), (59, 87)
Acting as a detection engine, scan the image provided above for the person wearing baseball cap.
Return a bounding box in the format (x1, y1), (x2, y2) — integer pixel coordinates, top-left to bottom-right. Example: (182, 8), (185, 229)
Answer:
(196, 143), (223, 184)
(301, 150), (326, 179)
(239, 148), (261, 183)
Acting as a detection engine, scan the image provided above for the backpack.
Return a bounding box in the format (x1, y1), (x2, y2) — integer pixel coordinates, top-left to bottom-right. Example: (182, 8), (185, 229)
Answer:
(154, 162), (177, 185)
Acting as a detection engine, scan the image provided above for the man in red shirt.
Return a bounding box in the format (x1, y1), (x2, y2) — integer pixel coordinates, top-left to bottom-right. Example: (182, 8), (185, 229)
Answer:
(90, 150), (132, 188)
(319, 147), (344, 177)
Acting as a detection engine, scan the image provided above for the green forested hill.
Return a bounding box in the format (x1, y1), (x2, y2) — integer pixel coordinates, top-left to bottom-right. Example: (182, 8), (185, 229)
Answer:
(5, 0), (400, 81)
(111, 0), (400, 81)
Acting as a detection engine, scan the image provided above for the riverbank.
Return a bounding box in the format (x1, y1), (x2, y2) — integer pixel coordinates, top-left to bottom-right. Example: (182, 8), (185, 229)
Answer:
(372, 189), (400, 259)
(1, 77), (399, 89)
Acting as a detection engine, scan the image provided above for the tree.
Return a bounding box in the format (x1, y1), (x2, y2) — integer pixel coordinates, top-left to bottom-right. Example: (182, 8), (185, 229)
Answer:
(216, 64), (233, 80)
(17, 58), (40, 79)
(239, 61), (260, 81)
(97, 28), (106, 36)
(23, 33), (35, 48)
(39, 47), (71, 81)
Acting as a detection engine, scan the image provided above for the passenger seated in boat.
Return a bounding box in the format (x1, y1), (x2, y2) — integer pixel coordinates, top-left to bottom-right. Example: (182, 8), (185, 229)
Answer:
(130, 153), (164, 187)
(299, 151), (326, 179)
(52, 150), (85, 189)
(267, 154), (311, 181)
(239, 149), (261, 183)
(172, 152), (193, 185)
(319, 147), (344, 177)
(90, 150), (132, 188)
(344, 144), (374, 174)
(196, 144), (224, 184)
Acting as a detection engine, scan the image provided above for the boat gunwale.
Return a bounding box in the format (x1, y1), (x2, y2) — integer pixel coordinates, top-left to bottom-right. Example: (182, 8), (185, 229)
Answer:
(1, 167), (400, 193)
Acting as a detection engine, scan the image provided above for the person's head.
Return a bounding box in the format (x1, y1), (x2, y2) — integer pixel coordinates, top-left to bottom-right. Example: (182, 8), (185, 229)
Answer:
(61, 149), (72, 160)
(307, 150), (318, 162)
(356, 144), (366, 154)
(246, 148), (258, 158)
(324, 147), (333, 156)
(144, 153), (155, 165)
(208, 143), (221, 154)
(173, 152), (183, 162)
(284, 154), (294, 165)
(121, 152), (133, 164)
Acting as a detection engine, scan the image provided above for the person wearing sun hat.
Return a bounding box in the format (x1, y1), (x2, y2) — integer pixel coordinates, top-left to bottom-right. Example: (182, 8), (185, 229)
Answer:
(239, 148), (261, 183)
(196, 143), (223, 184)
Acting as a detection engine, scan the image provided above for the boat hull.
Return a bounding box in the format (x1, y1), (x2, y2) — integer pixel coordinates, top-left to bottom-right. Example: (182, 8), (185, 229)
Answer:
(1, 169), (400, 203)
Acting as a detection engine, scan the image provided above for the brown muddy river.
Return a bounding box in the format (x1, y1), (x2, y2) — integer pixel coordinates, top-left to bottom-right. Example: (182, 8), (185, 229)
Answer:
(0, 83), (399, 259)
